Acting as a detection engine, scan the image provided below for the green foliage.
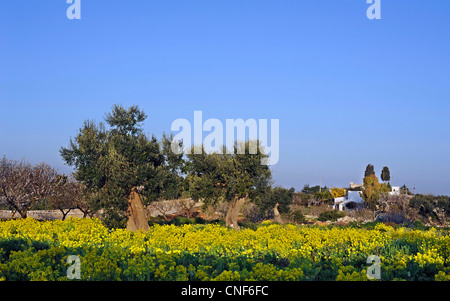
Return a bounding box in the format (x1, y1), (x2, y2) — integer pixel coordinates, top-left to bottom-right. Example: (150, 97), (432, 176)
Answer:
(381, 166), (391, 182)
(412, 220), (427, 230)
(238, 221), (259, 231)
(186, 141), (272, 212)
(148, 217), (194, 226)
(314, 189), (333, 203)
(410, 194), (450, 221)
(0, 245), (68, 281)
(148, 216), (226, 227)
(0, 238), (32, 259)
(336, 265), (369, 281)
(299, 185), (333, 206)
(194, 217), (207, 224)
(301, 184), (328, 195)
(400, 184), (412, 195)
(364, 164), (375, 178)
(171, 217), (194, 226)
(318, 210), (345, 222)
(362, 174), (390, 209)
(60, 105), (185, 228)
(255, 186), (295, 216)
(291, 210), (306, 224)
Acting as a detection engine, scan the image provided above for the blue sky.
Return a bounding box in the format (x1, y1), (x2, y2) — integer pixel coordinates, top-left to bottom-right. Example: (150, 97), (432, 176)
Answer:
(1, 1), (449, 195)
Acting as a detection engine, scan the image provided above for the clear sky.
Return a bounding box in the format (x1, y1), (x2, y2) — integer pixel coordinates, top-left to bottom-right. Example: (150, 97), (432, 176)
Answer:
(1, 1), (449, 195)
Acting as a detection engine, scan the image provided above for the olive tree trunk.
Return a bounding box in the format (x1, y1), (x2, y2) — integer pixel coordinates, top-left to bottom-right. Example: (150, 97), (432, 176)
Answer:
(126, 187), (149, 232)
(225, 197), (247, 229)
(18, 208), (28, 219)
(273, 202), (283, 224)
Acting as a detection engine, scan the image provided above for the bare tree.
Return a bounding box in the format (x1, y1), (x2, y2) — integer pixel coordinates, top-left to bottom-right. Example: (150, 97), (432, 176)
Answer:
(0, 158), (29, 217)
(49, 175), (90, 220)
(76, 191), (95, 218)
(0, 157), (61, 218)
(148, 200), (177, 221)
(176, 198), (198, 218)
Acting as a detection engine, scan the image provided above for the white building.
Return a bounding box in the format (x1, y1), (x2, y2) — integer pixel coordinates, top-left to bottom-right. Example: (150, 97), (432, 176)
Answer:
(334, 191), (365, 211)
(389, 186), (401, 196)
(334, 185), (404, 210)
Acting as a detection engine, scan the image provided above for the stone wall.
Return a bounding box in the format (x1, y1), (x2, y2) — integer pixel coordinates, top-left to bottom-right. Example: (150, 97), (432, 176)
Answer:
(0, 209), (85, 220)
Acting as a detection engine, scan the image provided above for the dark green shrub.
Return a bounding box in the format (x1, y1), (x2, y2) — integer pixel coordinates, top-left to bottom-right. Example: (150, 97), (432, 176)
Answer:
(0, 246), (69, 281)
(171, 217), (194, 226)
(194, 217), (206, 224)
(238, 221), (258, 231)
(209, 219), (226, 226)
(291, 210), (306, 224)
(318, 210), (345, 222)
(412, 220), (427, 230)
(148, 217), (170, 226)
(0, 238), (30, 259)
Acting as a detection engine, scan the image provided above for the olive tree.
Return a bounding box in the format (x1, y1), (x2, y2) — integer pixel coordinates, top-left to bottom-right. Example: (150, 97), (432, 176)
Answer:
(60, 104), (184, 228)
(186, 141), (272, 229)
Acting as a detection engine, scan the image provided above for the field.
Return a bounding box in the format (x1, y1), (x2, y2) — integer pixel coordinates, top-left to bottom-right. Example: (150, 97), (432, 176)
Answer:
(0, 218), (449, 281)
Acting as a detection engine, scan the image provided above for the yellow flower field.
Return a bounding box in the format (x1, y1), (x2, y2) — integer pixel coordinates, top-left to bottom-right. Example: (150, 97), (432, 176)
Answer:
(0, 218), (449, 281)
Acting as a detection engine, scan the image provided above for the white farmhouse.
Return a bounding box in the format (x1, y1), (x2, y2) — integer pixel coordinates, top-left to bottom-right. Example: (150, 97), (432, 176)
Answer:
(334, 185), (403, 210)
(389, 186), (401, 196)
(334, 191), (365, 211)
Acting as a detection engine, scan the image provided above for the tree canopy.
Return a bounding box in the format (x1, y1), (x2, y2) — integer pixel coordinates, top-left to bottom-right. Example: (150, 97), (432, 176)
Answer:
(381, 166), (391, 182)
(362, 174), (390, 210)
(364, 164), (375, 178)
(186, 141), (272, 228)
(60, 104), (184, 228)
